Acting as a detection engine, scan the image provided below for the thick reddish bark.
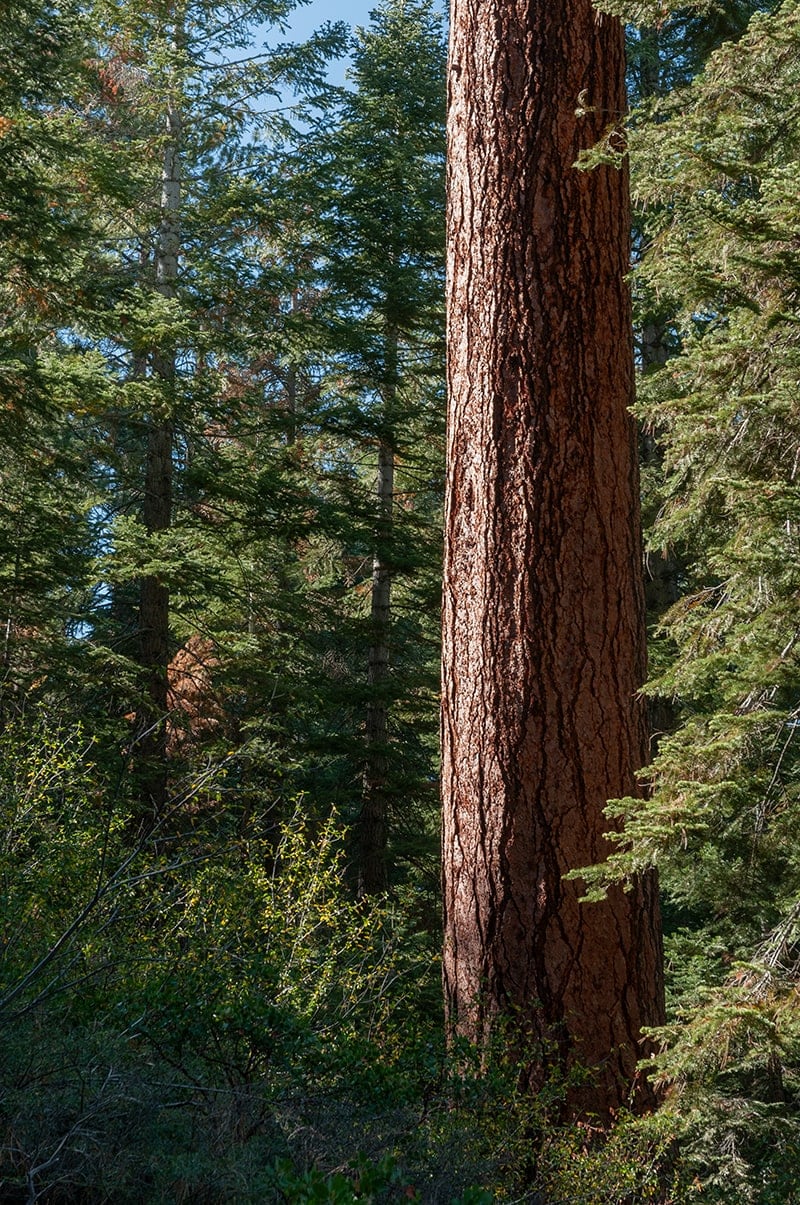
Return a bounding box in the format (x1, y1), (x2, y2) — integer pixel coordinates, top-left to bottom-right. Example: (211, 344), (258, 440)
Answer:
(441, 0), (664, 1117)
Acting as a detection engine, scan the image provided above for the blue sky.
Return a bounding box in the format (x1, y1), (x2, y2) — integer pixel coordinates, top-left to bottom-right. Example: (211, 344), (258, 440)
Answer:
(288, 0), (380, 39)
(285, 0), (383, 83)
(282, 0), (446, 85)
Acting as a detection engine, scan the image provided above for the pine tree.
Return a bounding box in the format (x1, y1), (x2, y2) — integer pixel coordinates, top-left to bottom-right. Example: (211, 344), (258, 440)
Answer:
(283, 0), (446, 893)
(441, 0), (664, 1118)
(0, 0), (113, 725)
(583, 1), (800, 1191)
(60, 0), (347, 810)
(622, 1), (774, 748)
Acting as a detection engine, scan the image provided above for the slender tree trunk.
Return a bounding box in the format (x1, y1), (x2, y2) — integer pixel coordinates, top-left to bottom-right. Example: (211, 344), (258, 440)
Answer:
(0, 532), (23, 731)
(284, 289), (299, 446)
(640, 320), (678, 612)
(640, 322), (681, 752)
(636, 29), (682, 749)
(359, 325), (398, 897)
(441, 0), (664, 1117)
(137, 96), (180, 814)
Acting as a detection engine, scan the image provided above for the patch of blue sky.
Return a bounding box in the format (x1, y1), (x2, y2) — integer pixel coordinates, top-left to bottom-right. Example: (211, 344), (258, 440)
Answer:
(267, 0), (446, 89)
(250, 0), (376, 92)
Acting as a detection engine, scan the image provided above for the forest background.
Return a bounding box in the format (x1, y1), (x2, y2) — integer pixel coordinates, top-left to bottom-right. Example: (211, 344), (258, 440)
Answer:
(1, 0), (799, 1200)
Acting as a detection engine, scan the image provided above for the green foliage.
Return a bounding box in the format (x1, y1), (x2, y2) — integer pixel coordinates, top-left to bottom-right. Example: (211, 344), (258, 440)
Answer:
(0, 718), (110, 1006)
(533, 1111), (692, 1204)
(0, 716), (432, 1198)
(597, 0), (773, 32)
(0, 715), (580, 1203)
(268, 1155), (496, 1204)
(617, 0), (800, 917)
(116, 808), (439, 1088)
(579, 2), (800, 1197)
(7, 0), (800, 1198)
(0, 717), (700, 1203)
(245, 0), (448, 882)
(268, 1153), (424, 1203)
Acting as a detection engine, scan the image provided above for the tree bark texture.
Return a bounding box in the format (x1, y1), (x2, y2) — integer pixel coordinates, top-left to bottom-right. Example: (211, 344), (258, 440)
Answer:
(442, 0), (664, 1116)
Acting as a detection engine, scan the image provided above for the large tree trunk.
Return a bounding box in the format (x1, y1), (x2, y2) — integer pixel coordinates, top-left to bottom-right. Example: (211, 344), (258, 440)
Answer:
(441, 0), (664, 1118)
(137, 96), (180, 815)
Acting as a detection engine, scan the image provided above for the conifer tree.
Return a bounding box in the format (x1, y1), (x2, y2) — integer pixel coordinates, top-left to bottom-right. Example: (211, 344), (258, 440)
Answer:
(620, 4), (773, 734)
(63, 0), (346, 809)
(584, 1), (800, 1190)
(0, 0), (111, 725)
(286, 0), (445, 893)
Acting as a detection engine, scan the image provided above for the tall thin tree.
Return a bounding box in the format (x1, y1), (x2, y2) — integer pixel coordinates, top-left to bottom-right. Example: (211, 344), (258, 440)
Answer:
(441, 0), (664, 1116)
(79, 0), (346, 812)
(137, 18), (182, 814)
(295, 0), (445, 894)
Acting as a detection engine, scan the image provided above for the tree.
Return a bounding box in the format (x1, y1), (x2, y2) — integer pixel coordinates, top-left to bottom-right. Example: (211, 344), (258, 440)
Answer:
(321, 0), (444, 897)
(0, 0), (113, 728)
(584, 2), (800, 1191)
(285, 0), (446, 894)
(623, 1), (776, 752)
(134, 6), (182, 813)
(441, 0), (664, 1116)
(62, 0), (346, 812)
